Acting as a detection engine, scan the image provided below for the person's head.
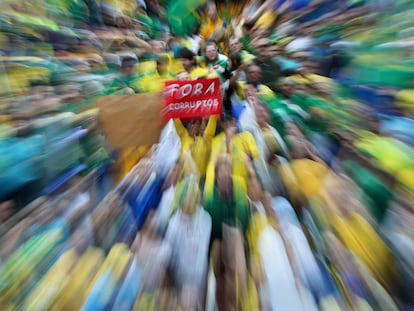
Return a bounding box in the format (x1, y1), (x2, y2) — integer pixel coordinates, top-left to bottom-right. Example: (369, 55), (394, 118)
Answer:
(207, 1), (218, 22)
(228, 52), (242, 71)
(187, 119), (202, 138)
(246, 63), (262, 86)
(177, 176), (200, 216)
(220, 113), (237, 136)
(255, 37), (273, 61)
(204, 40), (219, 63)
(120, 57), (137, 77)
(229, 36), (243, 54)
(178, 47), (196, 72)
(215, 153), (233, 195)
(151, 40), (167, 54)
(156, 54), (170, 76)
(255, 103), (270, 128)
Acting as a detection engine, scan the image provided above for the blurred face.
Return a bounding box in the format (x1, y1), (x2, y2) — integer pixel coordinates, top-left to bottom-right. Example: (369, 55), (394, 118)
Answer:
(180, 58), (193, 72)
(221, 119), (237, 137)
(157, 61), (168, 75)
(246, 65), (262, 85)
(121, 62), (136, 77)
(205, 44), (218, 62)
(188, 121), (201, 137)
(216, 155), (232, 195)
(229, 38), (242, 54)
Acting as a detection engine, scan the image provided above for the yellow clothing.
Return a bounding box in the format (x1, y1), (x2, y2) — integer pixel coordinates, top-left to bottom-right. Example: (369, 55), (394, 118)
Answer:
(395, 89), (414, 114)
(138, 72), (175, 93)
(174, 116), (217, 179)
(331, 212), (396, 288)
(168, 52), (185, 75)
(256, 11), (277, 30)
(236, 81), (277, 102)
(137, 60), (156, 75)
(188, 66), (213, 80)
(101, 0), (137, 16)
(200, 18), (223, 40)
(205, 131), (260, 197)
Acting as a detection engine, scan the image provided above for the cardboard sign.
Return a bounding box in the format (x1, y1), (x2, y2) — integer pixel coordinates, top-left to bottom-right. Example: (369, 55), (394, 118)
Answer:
(96, 93), (163, 149)
(162, 78), (222, 121)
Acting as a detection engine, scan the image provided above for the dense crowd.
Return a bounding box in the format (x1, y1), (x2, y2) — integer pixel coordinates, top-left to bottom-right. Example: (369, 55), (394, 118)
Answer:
(1, 0), (414, 310)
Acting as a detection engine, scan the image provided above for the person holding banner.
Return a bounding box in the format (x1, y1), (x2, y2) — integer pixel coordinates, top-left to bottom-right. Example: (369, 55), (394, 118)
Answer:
(173, 115), (217, 181)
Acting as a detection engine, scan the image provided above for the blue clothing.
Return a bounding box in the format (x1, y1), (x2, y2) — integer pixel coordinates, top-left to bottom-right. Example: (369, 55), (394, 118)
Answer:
(275, 0), (311, 11)
(126, 176), (164, 230)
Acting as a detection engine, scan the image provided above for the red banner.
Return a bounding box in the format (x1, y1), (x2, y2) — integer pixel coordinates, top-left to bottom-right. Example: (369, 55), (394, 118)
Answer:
(162, 78), (222, 121)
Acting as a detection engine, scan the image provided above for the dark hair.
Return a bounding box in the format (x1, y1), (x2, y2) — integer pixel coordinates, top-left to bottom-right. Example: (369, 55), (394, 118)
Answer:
(178, 47), (196, 61)
(229, 52), (242, 71)
(121, 57), (137, 68)
(204, 40), (218, 52)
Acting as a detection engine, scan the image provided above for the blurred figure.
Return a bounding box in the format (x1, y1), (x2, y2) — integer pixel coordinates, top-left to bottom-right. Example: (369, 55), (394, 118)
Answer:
(205, 154), (249, 311)
(107, 56), (141, 94)
(131, 211), (171, 293)
(165, 176), (211, 310)
(199, 40), (229, 81)
(178, 47), (210, 80)
(200, 1), (225, 40)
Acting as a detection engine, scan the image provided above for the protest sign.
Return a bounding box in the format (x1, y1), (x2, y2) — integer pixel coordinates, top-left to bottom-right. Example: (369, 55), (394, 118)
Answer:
(96, 94), (162, 149)
(162, 78), (222, 121)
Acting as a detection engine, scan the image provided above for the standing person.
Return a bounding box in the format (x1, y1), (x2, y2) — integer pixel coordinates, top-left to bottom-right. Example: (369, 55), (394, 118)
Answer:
(165, 176), (212, 311)
(204, 154), (250, 311)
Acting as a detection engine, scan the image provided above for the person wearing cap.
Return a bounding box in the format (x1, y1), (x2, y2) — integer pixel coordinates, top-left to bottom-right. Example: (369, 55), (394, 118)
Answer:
(107, 56), (142, 94)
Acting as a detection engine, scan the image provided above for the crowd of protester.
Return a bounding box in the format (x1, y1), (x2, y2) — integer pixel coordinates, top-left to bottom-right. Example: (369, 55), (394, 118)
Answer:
(1, 0), (414, 310)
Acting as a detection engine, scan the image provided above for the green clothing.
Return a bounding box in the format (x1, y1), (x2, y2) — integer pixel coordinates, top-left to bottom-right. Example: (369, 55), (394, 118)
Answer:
(204, 176), (250, 241)
(107, 74), (142, 94)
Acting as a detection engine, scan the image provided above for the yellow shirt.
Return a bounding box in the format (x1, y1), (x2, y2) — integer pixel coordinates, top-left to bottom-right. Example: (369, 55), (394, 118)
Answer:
(174, 116), (217, 179)
(205, 131), (260, 197)
(236, 81), (277, 102)
(188, 67), (212, 80)
(138, 72), (175, 93)
(200, 18), (223, 40)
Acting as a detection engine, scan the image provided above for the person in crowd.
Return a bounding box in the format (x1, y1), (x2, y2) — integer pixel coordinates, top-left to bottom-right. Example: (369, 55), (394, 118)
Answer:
(131, 210), (171, 293)
(200, 1), (226, 40)
(177, 47), (212, 80)
(204, 153), (250, 311)
(253, 37), (283, 93)
(165, 176), (211, 310)
(137, 53), (175, 93)
(173, 114), (217, 181)
(228, 36), (255, 64)
(236, 63), (277, 103)
(107, 55), (141, 94)
(199, 40), (229, 82)
(205, 113), (261, 197)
